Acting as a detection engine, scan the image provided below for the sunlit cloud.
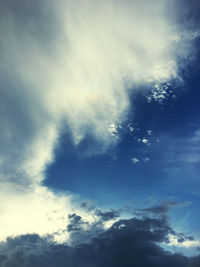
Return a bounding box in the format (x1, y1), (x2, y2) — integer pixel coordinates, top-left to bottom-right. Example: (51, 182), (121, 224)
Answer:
(168, 234), (200, 249)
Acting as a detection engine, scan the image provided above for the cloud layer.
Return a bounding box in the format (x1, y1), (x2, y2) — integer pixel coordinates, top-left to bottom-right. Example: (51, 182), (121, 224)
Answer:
(0, 214), (199, 267)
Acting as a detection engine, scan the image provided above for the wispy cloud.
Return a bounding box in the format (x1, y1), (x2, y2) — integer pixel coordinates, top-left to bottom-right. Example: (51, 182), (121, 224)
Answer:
(0, 0), (196, 184)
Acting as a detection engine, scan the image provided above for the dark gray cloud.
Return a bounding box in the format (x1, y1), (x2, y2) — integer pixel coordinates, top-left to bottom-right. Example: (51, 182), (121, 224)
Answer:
(80, 202), (120, 221)
(125, 199), (191, 219)
(80, 202), (96, 212)
(67, 213), (85, 232)
(0, 216), (199, 267)
(177, 235), (195, 244)
(95, 209), (120, 221)
(139, 201), (190, 216)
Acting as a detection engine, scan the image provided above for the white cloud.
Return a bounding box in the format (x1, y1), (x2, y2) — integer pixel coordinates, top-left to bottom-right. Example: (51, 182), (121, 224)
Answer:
(108, 123), (119, 138)
(129, 127), (135, 132)
(144, 157), (150, 162)
(0, 184), (70, 241)
(142, 138), (148, 144)
(132, 157), (139, 164)
(0, 184), (98, 243)
(0, 0), (193, 184)
(168, 234), (200, 249)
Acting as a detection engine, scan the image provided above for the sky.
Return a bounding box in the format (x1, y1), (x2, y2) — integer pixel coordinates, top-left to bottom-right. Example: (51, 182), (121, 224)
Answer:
(0, 0), (200, 266)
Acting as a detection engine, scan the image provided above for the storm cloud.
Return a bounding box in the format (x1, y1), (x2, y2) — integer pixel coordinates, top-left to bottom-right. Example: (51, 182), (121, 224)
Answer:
(0, 215), (199, 267)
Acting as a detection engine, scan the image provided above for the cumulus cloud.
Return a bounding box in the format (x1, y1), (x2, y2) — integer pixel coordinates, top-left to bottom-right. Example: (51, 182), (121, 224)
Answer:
(0, 184), (72, 242)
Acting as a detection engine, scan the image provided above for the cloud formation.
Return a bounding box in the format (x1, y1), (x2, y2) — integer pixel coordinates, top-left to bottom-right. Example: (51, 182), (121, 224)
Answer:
(0, 215), (199, 267)
(0, 0), (196, 185)
(0, 0), (199, 244)
(139, 201), (190, 216)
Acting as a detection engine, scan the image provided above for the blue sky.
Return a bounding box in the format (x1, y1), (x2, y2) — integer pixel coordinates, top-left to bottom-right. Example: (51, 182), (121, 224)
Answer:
(44, 52), (200, 245)
(0, 0), (200, 266)
(45, 54), (200, 205)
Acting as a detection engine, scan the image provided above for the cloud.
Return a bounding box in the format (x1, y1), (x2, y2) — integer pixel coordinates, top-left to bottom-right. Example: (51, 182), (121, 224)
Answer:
(131, 157), (150, 163)
(139, 201), (191, 216)
(1, 215), (199, 267)
(0, 184), (71, 242)
(67, 214), (85, 232)
(0, 0), (198, 243)
(0, 184), (100, 243)
(95, 209), (120, 222)
(0, 0), (196, 185)
(168, 234), (200, 249)
(132, 157), (139, 164)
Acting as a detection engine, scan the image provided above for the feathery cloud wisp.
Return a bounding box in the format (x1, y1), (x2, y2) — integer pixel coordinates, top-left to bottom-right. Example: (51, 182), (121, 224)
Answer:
(0, 0), (194, 184)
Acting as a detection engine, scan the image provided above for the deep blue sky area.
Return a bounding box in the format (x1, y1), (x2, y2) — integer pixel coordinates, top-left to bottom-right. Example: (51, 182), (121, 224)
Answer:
(45, 41), (200, 213)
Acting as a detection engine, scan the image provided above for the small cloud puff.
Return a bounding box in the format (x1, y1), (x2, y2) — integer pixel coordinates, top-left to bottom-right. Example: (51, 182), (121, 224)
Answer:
(108, 123), (119, 138)
(142, 138), (148, 144)
(132, 157), (139, 164)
